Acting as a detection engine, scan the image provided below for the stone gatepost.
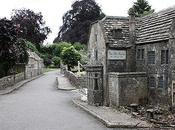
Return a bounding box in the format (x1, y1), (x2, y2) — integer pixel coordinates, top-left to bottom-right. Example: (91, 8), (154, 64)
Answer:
(85, 64), (103, 106)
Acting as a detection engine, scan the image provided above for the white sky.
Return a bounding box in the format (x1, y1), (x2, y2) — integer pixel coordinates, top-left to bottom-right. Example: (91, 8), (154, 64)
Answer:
(0, 0), (174, 44)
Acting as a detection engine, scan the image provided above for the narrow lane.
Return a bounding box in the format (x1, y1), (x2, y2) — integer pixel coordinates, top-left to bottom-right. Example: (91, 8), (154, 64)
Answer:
(0, 70), (111, 130)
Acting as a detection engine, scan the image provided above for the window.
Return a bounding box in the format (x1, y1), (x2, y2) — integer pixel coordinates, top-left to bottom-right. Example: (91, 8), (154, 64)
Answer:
(158, 76), (164, 88)
(137, 49), (144, 60)
(161, 50), (169, 64)
(95, 33), (98, 42)
(149, 76), (156, 88)
(147, 51), (155, 64)
(112, 29), (123, 39)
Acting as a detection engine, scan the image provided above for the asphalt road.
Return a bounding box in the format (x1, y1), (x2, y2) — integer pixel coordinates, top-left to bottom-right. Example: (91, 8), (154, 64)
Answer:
(0, 70), (159, 130)
(0, 70), (113, 130)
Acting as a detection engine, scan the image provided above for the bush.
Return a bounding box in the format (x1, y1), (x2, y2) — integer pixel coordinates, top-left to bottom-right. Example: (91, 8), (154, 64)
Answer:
(52, 56), (61, 67)
(61, 46), (81, 70)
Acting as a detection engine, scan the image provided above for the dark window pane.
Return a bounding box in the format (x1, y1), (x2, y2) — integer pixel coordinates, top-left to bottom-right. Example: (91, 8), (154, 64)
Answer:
(137, 49), (144, 60)
(166, 50), (169, 64)
(158, 76), (164, 88)
(148, 51), (155, 64)
(161, 49), (169, 64)
(149, 77), (156, 88)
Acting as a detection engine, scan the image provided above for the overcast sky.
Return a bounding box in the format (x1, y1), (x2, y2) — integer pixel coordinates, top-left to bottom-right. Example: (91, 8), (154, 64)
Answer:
(0, 0), (174, 44)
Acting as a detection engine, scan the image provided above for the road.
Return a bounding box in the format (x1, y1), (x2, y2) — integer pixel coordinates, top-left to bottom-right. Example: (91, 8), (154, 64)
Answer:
(0, 70), (112, 130)
(0, 70), (153, 130)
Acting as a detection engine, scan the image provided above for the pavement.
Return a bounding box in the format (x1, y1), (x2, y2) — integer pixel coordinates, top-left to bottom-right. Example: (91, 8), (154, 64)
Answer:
(55, 71), (152, 128)
(56, 73), (76, 91)
(72, 99), (152, 128)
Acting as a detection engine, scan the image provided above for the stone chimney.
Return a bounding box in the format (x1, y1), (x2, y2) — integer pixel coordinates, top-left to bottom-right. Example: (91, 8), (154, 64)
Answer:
(127, 14), (136, 72)
(129, 14), (136, 45)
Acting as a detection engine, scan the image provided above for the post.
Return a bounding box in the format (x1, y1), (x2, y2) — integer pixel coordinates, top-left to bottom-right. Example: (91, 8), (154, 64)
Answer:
(78, 61), (80, 76)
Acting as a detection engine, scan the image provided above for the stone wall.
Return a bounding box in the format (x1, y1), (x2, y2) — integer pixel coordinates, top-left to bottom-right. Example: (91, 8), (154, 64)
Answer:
(0, 72), (25, 90)
(63, 70), (87, 89)
(108, 72), (147, 107)
(136, 41), (171, 105)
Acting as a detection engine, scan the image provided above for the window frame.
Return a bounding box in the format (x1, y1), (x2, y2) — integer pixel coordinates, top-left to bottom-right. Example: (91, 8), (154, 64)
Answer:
(161, 49), (169, 64)
(158, 76), (164, 88)
(147, 51), (155, 64)
(137, 48), (144, 60)
(149, 76), (156, 88)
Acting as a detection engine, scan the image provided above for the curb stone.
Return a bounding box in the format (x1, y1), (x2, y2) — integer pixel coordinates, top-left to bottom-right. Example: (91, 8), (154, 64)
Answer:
(72, 99), (151, 128)
(0, 74), (44, 95)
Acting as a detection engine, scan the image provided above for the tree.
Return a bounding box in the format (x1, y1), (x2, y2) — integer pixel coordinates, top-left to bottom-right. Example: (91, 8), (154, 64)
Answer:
(128, 0), (154, 17)
(0, 18), (28, 77)
(52, 56), (61, 67)
(11, 8), (51, 50)
(54, 0), (105, 44)
(61, 46), (81, 70)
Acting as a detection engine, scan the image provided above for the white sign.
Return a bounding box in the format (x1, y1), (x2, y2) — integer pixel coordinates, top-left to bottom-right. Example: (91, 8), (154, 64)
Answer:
(108, 50), (126, 60)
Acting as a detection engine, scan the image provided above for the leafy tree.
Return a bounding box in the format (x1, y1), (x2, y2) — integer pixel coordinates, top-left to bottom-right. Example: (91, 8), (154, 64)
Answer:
(128, 0), (154, 17)
(52, 56), (61, 67)
(61, 46), (81, 70)
(52, 42), (72, 56)
(54, 0), (105, 44)
(42, 53), (53, 68)
(11, 8), (51, 50)
(73, 42), (87, 51)
(0, 18), (28, 77)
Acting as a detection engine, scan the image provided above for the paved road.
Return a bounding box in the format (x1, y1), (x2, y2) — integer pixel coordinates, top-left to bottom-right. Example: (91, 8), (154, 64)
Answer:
(0, 71), (112, 130)
(0, 70), (152, 130)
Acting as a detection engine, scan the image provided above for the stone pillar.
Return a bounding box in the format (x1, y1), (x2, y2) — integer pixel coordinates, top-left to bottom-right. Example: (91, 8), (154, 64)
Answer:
(85, 64), (103, 106)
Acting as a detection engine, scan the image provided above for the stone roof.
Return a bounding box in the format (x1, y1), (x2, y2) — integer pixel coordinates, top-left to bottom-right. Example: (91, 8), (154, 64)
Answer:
(100, 16), (131, 48)
(136, 6), (175, 44)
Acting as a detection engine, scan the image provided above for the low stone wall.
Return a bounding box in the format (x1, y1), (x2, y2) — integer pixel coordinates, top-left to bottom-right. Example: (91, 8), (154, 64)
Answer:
(64, 70), (87, 88)
(108, 72), (148, 107)
(0, 72), (25, 90)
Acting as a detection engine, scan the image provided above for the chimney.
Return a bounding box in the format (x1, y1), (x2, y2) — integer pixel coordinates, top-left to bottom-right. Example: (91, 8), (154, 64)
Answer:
(129, 14), (136, 45)
(127, 14), (136, 72)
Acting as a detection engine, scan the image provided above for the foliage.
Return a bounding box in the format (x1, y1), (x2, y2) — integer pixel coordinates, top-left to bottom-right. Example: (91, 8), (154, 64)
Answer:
(61, 46), (81, 70)
(73, 42), (87, 51)
(54, 0), (105, 44)
(52, 42), (72, 56)
(79, 49), (89, 64)
(43, 55), (52, 68)
(25, 41), (38, 53)
(0, 18), (28, 77)
(11, 8), (51, 50)
(52, 56), (61, 67)
(128, 0), (154, 17)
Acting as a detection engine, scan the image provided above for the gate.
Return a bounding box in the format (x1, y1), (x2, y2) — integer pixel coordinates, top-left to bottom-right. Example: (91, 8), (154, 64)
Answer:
(85, 64), (103, 106)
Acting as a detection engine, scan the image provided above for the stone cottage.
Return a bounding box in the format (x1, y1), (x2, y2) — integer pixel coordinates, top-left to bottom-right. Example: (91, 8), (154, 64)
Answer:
(88, 6), (175, 107)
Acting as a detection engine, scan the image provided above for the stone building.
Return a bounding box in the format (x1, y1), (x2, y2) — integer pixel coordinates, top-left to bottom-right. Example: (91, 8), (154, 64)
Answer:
(88, 6), (175, 107)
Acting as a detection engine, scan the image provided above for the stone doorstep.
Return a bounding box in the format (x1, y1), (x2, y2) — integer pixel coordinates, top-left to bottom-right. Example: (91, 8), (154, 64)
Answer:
(56, 76), (76, 91)
(72, 99), (152, 128)
(0, 74), (44, 95)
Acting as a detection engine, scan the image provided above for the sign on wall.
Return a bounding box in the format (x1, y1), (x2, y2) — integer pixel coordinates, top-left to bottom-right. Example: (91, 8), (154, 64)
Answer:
(108, 50), (126, 60)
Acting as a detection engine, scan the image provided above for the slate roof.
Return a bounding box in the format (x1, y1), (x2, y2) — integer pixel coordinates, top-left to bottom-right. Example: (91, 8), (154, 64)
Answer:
(100, 16), (131, 48)
(136, 6), (175, 44)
